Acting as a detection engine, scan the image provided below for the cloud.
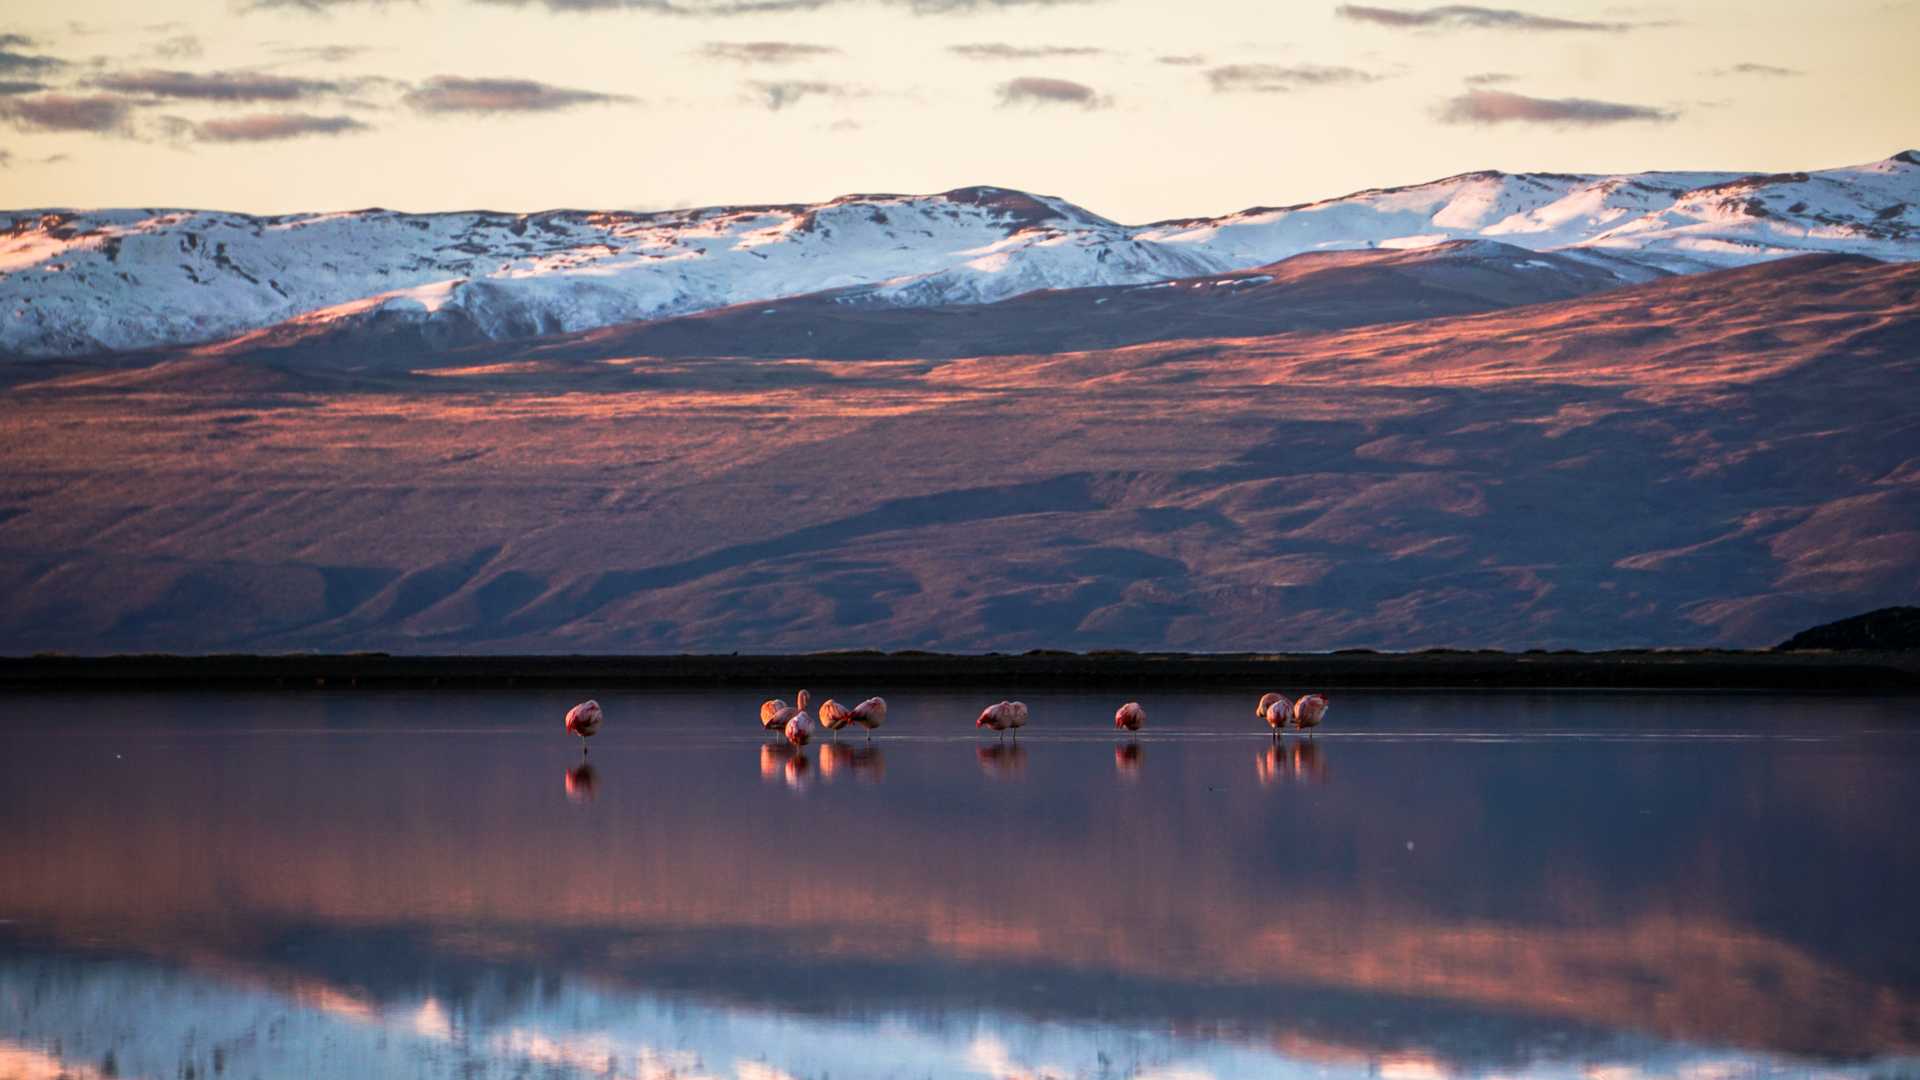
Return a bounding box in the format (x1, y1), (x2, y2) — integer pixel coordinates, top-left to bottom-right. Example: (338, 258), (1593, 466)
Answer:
(0, 48), (66, 76)
(1206, 63), (1381, 93)
(1157, 54), (1206, 66)
(192, 112), (370, 141)
(91, 69), (349, 102)
(902, 0), (1096, 10)
(996, 75), (1107, 109)
(1335, 4), (1635, 31)
(0, 148), (9, 167)
(1436, 88), (1676, 125)
(699, 41), (841, 63)
(1709, 61), (1801, 77)
(403, 75), (635, 112)
(0, 34), (33, 49)
(746, 79), (854, 110)
(1463, 71), (1514, 84)
(949, 43), (1104, 60)
(0, 93), (137, 134)
(469, 0), (1094, 12)
(0, 80), (48, 96)
(149, 34), (205, 60)
(269, 43), (374, 63)
(471, 0), (836, 11)
(244, 0), (418, 10)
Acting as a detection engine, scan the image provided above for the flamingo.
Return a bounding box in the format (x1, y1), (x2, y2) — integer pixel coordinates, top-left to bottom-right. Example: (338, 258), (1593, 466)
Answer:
(784, 707), (815, 748)
(1261, 694), (1294, 735)
(759, 698), (790, 730)
(1293, 693), (1329, 736)
(849, 696), (888, 739)
(761, 689), (811, 732)
(976, 700), (1028, 737)
(565, 700), (602, 753)
(817, 699), (853, 739)
(1114, 701), (1146, 732)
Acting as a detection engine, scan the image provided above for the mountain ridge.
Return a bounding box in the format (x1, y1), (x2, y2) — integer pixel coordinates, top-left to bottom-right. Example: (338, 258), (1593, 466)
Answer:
(3, 151), (1915, 360)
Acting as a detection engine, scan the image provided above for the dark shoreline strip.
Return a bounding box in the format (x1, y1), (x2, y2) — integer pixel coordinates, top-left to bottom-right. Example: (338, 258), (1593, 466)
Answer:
(1, 650), (1915, 692)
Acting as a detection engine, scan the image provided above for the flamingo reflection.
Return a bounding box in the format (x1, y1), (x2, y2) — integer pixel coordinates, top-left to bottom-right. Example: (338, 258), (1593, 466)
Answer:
(1115, 741), (1144, 778)
(820, 742), (887, 782)
(1257, 740), (1327, 786)
(758, 743), (814, 791)
(977, 742), (1028, 778)
(563, 762), (598, 803)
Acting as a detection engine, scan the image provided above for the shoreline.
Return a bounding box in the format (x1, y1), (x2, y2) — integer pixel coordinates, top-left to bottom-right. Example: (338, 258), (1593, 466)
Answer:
(1, 650), (1916, 692)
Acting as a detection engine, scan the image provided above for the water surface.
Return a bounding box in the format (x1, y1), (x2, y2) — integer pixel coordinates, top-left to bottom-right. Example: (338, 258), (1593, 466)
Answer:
(2, 690), (1916, 1078)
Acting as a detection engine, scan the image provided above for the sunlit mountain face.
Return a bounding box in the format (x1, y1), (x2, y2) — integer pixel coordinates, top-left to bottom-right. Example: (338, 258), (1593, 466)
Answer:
(2, 691), (1916, 1078)
(2, 249), (1916, 652)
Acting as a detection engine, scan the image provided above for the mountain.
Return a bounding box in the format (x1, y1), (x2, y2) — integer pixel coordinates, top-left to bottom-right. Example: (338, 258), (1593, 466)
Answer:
(2, 151), (1914, 360)
(178, 240), (1661, 370)
(2, 253), (1915, 653)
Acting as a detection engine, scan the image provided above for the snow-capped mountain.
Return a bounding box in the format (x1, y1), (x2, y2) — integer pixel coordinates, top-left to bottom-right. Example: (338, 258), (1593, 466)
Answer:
(2, 151), (1914, 358)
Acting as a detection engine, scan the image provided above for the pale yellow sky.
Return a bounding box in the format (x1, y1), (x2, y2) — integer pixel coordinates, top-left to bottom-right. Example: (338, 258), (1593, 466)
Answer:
(0, 0), (1913, 221)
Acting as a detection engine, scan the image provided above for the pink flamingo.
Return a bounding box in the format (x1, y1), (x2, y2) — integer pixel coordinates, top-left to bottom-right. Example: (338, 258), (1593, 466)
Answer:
(976, 700), (1028, 737)
(761, 689), (811, 732)
(849, 697), (888, 739)
(817, 698), (853, 738)
(565, 700), (602, 753)
(1256, 693), (1294, 735)
(1293, 693), (1330, 736)
(1114, 701), (1145, 732)
(784, 706), (815, 748)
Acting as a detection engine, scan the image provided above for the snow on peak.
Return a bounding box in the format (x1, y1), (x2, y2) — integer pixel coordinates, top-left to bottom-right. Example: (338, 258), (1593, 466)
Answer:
(2, 152), (1916, 358)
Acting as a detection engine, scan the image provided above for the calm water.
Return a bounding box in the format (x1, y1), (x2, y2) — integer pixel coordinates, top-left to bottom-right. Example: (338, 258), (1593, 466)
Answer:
(1, 689), (1917, 1079)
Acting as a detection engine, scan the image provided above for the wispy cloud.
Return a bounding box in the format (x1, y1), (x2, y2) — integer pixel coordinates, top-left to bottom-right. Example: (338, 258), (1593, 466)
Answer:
(1707, 61), (1801, 77)
(745, 78), (855, 110)
(192, 112), (370, 141)
(148, 34), (204, 60)
(699, 41), (841, 63)
(1463, 70), (1514, 85)
(469, 0), (1096, 13)
(1156, 54), (1206, 66)
(470, 0), (837, 11)
(0, 80), (48, 96)
(1336, 3), (1636, 31)
(1436, 87), (1676, 125)
(949, 43), (1104, 60)
(91, 69), (351, 102)
(403, 75), (635, 113)
(244, 0), (419, 10)
(0, 93), (137, 134)
(0, 47), (67, 76)
(996, 75), (1108, 109)
(1206, 63), (1381, 93)
(268, 43), (374, 63)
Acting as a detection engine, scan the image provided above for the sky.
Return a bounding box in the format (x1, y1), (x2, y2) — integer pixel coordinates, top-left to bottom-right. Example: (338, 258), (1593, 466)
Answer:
(0, 0), (1914, 223)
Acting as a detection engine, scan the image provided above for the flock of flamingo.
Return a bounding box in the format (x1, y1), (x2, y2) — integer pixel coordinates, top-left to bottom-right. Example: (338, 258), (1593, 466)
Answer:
(560, 690), (1331, 749)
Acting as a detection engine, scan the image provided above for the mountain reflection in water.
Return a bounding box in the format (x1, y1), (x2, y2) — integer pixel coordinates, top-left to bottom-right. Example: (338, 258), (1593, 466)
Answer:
(1, 689), (1916, 1079)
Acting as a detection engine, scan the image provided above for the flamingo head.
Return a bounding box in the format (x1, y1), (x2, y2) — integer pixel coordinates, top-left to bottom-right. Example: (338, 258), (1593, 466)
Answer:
(796, 689), (811, 711)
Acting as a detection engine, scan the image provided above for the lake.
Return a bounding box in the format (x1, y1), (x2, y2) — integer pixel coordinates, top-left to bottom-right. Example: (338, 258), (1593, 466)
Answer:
(1, 689), (1916, 1079)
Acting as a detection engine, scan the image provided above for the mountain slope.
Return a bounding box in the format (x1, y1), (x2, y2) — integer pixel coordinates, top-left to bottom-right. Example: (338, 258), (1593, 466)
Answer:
(2, 152), (1914, 359)
(178, 240), (1660, 369)
(1, 254), (1914, 653)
